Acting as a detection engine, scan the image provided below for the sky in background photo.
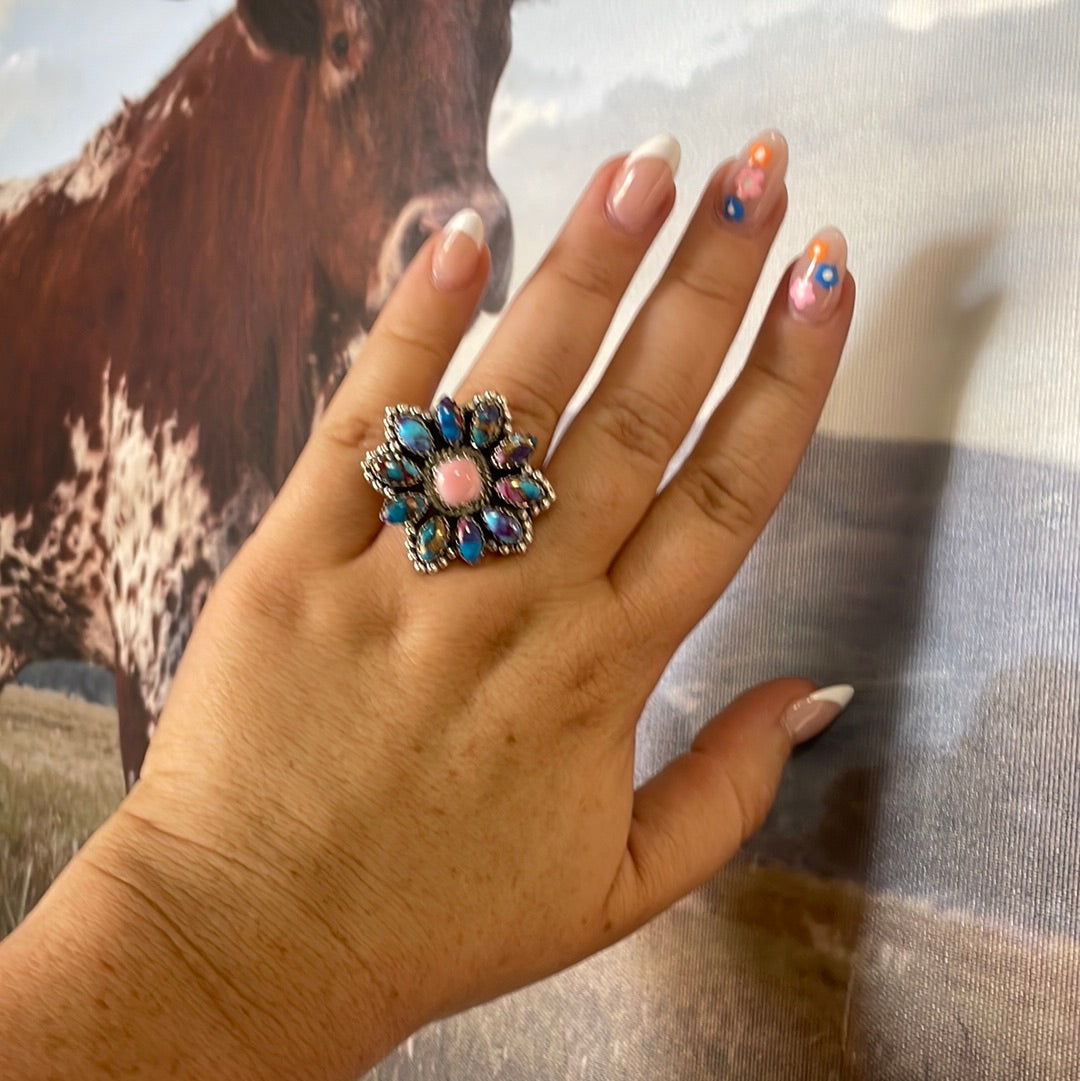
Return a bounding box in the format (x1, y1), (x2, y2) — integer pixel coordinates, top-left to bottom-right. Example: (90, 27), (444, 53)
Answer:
(3, 0), (1079, 465)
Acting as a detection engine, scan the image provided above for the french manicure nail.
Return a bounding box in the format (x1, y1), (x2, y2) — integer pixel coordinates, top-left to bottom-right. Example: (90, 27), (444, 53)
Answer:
(781, 684), (855, 745)
(431, 208), (484, 292)
(606, 133), (681, 235)
(788, 227), (848, 323)
(717, 129), (788, 228)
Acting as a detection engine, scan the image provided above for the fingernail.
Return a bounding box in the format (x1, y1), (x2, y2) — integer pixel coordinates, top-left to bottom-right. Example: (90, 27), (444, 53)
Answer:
(606, 133), (681, 235)
(432, 208), (484, 292)
(787, 227), (848, 323)
(781, 684), (854, 745)
(716, 129), (788, 229)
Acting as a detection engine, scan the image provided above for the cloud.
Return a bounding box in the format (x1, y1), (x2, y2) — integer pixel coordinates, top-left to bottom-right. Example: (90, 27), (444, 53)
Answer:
(508, 0), (820, 118)
(0, 46), (78, 151)
(886, 0), (1062, 30)
(0, 0), (223, 178)
(489, 93), (561, 155)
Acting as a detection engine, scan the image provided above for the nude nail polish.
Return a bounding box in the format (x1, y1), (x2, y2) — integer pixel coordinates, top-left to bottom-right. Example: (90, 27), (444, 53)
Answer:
(788, 227), (848, 323)
(432, 208), (484, 292)
(717, 129), (788, 229)
(606, 133), (681, 235)
(781, 684), (854, 745)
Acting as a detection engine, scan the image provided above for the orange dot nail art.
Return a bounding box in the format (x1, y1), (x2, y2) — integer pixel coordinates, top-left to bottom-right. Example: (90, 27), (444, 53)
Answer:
(749, 142), (771, 168)
(809, 239), (829, 261)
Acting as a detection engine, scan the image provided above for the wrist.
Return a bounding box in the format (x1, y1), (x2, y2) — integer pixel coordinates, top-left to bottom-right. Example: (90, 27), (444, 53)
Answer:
(0, 788), (414, 1079)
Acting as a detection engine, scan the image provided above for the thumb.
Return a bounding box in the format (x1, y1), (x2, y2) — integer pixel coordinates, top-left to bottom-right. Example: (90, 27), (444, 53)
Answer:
(601, 679), (854, 941)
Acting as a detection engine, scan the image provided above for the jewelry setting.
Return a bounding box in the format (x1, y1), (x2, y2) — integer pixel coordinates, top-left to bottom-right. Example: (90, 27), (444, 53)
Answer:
(362, 392), (555, 573)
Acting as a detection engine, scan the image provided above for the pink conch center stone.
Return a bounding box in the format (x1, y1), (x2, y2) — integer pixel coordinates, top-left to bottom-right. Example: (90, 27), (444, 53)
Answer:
(433, 457), (482, 508)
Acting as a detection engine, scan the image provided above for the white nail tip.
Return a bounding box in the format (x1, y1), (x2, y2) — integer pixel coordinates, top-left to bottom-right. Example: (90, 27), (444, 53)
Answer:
(444, 208), (485, 249)
(625, 132), (681, 176)
(808, 684), (855, 709)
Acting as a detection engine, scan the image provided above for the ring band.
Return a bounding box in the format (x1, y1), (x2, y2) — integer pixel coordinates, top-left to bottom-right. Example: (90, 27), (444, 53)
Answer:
(362, 393), (555, 573)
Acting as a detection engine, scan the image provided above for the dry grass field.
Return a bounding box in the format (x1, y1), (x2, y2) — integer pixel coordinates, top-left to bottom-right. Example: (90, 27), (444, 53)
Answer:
(368, 866), (1080, 1080)
(0, 684), (123, 935)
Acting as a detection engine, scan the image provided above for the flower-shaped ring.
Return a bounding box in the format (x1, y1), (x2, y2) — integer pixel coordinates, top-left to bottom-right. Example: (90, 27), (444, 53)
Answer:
(362, 393), (555, 573)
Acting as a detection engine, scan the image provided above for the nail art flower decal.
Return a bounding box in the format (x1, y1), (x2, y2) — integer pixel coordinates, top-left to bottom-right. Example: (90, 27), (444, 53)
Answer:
(789, 235), (843, 318)
(789, 276), (817, 312)
(362, 393), (555, 573)
(722, 139), (773, 223)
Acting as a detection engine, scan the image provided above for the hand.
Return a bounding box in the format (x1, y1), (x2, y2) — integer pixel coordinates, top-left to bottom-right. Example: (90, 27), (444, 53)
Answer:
(2, 131), (855, 1079)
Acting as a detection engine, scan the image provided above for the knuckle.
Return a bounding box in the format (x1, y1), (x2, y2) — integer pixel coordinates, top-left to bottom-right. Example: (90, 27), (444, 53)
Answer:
(318, 410), (380, 455)
(710, 759), (770, 842)
(663, 257), (747, 314)
(680, 449), (771, 539)
(548, 243), (623, 306)
(380, 319), (448, 374)
(594, 384), (683, 470)
(497, 370), (564, 446)
(376, 313), (451, 376)
(743, 355), (818, 419)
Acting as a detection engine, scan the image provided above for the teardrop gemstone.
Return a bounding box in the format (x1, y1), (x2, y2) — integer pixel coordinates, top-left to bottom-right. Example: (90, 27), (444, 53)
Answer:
(417, 516), (450, 563)
(380, 492), (429, 524)
(470, 400), (504, 448)
(481, 506), (524, 546)
(492, 433), (537, 469)
(373, 455), (423, 488)
(495, 475), (546, 509)
(436, 397), (465, 446)
(393, 414), (434, 457)
(456, 517), (484, 565)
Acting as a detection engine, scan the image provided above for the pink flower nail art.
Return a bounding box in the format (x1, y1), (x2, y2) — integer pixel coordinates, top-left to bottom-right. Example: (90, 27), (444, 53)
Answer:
(718, 131), (786, 227)
(787, 229), (848, 323)
(789, 276), (816, 311)
(735, 166), (765, 200)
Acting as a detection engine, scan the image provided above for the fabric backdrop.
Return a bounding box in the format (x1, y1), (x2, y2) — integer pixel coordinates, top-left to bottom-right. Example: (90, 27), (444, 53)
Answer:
(2, 1), (1078, 1077)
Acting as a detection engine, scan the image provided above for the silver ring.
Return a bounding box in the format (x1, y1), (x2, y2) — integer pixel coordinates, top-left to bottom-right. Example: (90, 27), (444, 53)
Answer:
(362, 393), (555, 573)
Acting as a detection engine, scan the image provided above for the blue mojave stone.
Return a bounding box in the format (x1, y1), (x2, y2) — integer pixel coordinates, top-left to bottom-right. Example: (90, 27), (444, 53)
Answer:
(495, 475), (545, 508)
(417, 516), (450, 562)
(481, 506), (524, 546)
(373, 455), (423, 487)
(381, 492), (428, 524)
(492, 433), (537, 469)
(436, 397), (465, 445)
(456, 517), (485, 565)
(394, 414), (434, 457)
(470, 400), (505, 448)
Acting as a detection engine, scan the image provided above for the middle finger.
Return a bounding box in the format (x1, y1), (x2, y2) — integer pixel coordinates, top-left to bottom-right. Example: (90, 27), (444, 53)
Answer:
(454, 133), (682, 462)
(546, 129), (789, 571)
